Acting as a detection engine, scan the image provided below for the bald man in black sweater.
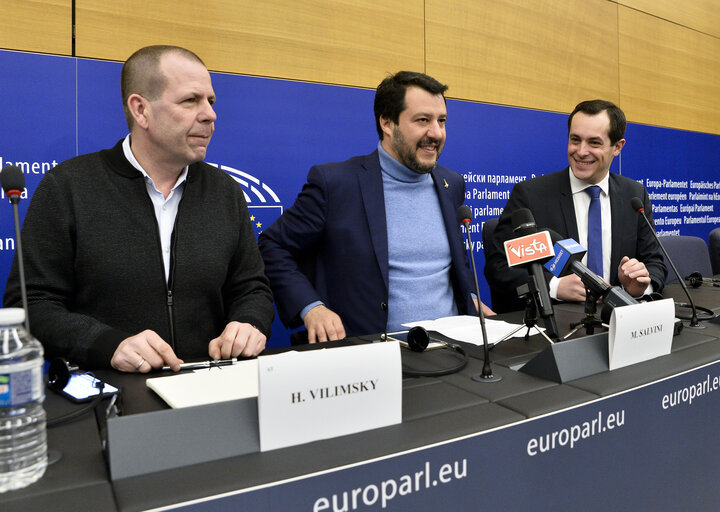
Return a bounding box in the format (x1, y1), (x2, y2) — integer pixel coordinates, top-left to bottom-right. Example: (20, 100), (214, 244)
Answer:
(4, 46), (273, 371)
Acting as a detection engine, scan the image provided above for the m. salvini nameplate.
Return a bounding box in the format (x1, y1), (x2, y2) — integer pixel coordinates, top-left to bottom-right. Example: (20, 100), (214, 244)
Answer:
(258, 342), (401, 451)
(608, 299), (674, 370)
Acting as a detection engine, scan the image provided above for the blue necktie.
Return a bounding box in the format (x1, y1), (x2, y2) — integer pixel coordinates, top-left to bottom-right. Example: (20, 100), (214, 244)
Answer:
(585, 186), (603, 277)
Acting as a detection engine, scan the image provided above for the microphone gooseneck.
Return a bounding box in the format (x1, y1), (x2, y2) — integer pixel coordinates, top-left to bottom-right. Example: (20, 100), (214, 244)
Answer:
(457, 205), (501, 383)
(1, 165), (30, 333)
(631, 197), (702, 327)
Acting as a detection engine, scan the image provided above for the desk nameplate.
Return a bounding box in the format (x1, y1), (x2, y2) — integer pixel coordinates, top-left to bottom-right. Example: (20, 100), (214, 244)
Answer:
(609, 299), (674, 370)
(258, 342), (402, 451)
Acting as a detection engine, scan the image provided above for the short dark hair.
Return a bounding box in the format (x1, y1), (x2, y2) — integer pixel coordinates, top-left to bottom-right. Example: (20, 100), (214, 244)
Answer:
(568, 99), (626, 145)
(121, 45), (205, 129)
(374, 71), (448, 140)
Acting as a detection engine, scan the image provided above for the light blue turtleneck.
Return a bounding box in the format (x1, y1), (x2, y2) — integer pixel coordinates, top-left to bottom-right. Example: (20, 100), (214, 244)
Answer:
(377, 142), (457, 331)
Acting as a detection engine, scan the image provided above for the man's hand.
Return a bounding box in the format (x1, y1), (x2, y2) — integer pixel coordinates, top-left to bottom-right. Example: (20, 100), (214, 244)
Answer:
(556, 273), (587, 302)
(208, 322), (266, 359)
(473, 297), (496, 317)
(618, 256), (651, 297)
(304, 305), (346, 343)
(111, 330), (183, 373)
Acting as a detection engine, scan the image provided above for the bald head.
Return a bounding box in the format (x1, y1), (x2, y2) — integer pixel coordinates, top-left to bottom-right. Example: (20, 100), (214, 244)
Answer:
(121, 45), (206, 129)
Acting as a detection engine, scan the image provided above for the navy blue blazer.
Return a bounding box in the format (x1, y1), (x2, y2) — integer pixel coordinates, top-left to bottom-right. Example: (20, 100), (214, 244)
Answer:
(258, 151), (476, 337)
(484, 168), (667, 313)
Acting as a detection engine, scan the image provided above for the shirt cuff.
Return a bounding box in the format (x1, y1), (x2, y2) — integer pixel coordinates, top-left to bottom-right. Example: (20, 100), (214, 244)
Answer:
(633, 282), (654, 297)
(549, 276), (560, 300)
(300, 301), (324, 320)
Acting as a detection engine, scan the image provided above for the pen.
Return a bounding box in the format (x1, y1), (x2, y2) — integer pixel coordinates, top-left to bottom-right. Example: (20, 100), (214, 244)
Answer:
(161, 359), (237, 372)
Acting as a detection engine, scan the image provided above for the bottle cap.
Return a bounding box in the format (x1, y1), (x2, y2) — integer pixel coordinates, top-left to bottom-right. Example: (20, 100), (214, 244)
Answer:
(0, 308), (26, 326)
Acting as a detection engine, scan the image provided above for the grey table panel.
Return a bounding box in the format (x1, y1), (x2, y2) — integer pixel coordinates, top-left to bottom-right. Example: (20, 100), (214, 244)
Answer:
(403, 380), (489, 421)
(496, 384), (601, 418)
(401, 376), (439, 389)
(663, 282), (720, 314)
(568, 338), (720, 396)
(112, 401), (523, 511)
(671, 325), (719, 351)
(440, 357), (557, 402)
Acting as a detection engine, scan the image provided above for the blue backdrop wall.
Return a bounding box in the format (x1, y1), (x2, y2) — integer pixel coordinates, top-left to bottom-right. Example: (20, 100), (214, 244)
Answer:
(1, 50), (719, 348)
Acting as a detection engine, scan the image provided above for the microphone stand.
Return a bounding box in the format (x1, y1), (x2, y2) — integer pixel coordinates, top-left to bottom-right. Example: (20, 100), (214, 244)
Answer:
(633, 202), (703, 328)
(664, 254), (703, 328)
(527, 265), (560, 342)
(8, 191), (30, 333)
(494, 282), (554, 346)
(565, 288), (604, 338)
(381, 302), (389, 342)
(461, 220), (501, 383)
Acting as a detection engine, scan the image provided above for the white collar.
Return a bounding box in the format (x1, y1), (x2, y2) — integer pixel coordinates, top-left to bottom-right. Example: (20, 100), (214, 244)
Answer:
(568, 168), (610, 196)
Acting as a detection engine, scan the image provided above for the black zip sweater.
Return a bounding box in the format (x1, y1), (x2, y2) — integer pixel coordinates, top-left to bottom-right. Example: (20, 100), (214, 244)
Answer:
(4, 140), (274, 368)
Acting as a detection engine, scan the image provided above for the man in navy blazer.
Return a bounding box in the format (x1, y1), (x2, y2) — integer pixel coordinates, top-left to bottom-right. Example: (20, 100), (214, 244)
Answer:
(259, 71), (493, 342)
(485, 99), (666, 313)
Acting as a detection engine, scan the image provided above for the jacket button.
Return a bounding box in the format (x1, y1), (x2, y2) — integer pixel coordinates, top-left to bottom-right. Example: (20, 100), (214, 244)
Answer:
(380, 302), (387, 311)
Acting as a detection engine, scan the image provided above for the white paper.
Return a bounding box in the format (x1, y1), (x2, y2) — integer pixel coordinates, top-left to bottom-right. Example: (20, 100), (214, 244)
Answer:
(258, 343), (401, 451)
(403, 315), (541, 345)
(146, 359), (258, 408)
(608, 299), (674, 370)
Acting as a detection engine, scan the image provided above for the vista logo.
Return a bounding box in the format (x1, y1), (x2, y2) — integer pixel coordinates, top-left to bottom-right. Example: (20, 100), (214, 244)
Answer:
(504, 232), (554, 267)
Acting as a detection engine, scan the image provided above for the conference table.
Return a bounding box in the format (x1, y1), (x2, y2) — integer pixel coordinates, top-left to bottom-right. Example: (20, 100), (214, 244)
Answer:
(3, 282), (720, 511)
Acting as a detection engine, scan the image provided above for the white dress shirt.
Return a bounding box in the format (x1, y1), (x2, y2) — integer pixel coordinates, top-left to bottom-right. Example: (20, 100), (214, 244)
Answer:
(549, 170), (611, 298)
(122, 135), (188, 282)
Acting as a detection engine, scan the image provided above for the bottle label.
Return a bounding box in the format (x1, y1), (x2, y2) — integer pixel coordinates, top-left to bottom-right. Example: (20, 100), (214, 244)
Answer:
(0, 365), (43, 407)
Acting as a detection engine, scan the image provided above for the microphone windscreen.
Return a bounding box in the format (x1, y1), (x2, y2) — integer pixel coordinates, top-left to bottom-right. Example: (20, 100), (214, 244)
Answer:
(456, 204), (472, 224)
(630, 197), (644, 212)
(511, 208), (535, 230)
(1, 165), (25, 195)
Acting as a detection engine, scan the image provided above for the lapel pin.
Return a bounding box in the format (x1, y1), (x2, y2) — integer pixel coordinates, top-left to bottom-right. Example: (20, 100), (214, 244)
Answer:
(443, 178), (449, 189)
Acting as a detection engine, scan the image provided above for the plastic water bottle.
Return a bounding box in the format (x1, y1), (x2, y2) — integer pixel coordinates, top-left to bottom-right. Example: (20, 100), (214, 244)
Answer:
(0, 308), (47, 492)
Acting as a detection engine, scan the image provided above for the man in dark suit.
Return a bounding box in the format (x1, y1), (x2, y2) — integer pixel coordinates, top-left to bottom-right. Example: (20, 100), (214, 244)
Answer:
(259, 71), (493, 343)
(485, 99), (666, 313)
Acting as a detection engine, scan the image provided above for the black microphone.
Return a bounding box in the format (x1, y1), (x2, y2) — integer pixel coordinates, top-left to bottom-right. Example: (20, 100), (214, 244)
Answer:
(506, 209), (560, 341)
(1, 165), (25, 201)
(544, 238), (610, 297)
(1, 165), (30, 332)
(457, 205), (501, 382)
(511, 209), (537, 236)
(631, 196), (702, 327)
(544, 237), (638, 323)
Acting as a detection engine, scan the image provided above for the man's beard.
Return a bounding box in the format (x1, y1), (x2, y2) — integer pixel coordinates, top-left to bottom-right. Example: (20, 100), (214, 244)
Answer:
(391, 127), (442, 174)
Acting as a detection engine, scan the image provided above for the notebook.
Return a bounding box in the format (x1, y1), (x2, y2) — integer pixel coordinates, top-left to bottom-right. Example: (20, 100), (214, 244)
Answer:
(146, 359), (259, 408)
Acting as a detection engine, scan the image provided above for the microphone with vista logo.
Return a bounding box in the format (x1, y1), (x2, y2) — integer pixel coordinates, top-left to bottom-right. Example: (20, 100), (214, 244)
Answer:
(1, 165), (30, 332)
(504, 208), (559, 341)
(457, 205), (501, 382)
(631, 197), (703, 327)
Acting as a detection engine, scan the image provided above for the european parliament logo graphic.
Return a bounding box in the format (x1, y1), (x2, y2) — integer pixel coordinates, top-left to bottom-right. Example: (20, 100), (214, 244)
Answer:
(211, 163), (284, 238)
